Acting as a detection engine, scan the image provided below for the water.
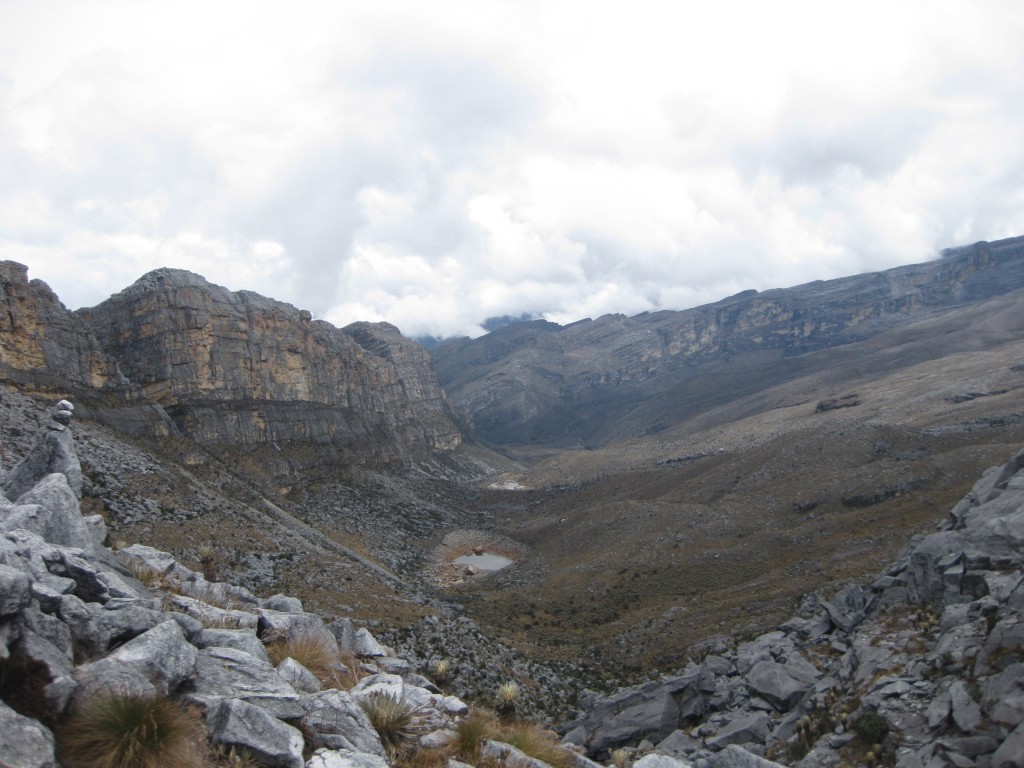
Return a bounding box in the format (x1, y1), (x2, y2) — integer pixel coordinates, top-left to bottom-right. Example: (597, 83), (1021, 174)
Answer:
(453, 552), (513, 572)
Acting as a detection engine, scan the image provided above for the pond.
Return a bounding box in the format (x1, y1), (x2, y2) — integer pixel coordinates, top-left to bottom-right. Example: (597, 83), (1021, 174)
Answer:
(453, 552), (514, 572)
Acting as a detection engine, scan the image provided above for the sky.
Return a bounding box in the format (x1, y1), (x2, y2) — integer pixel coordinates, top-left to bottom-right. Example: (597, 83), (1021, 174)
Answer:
(1, 1), (1023, 338)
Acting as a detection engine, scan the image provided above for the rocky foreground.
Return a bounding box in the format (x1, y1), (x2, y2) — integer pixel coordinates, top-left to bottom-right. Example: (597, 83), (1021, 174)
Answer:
(1, 398), (1023, 768)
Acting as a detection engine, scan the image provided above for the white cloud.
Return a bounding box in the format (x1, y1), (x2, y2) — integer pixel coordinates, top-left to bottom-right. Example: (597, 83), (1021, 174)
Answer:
(1, 0), (1023, 338)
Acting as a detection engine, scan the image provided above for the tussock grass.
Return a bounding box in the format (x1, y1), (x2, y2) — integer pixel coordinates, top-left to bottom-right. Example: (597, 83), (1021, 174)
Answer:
(453, 707), (575, 768)
(358, 693), (425, 756)
(264, 631), (339, 683)
(57, 693), (205, 768)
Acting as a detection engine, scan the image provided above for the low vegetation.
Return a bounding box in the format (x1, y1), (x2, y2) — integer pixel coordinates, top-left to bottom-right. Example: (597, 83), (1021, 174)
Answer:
(56, 692), (206, 768)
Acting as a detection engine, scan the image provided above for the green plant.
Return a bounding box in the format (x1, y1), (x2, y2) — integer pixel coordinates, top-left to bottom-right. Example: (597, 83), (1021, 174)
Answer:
(429, 658), (452, 685)
(358, 693), (423, 756)
(495, 681), (520, 719)
(56, 693), (205, 768)
(852, 711), (890, 745)
(454, 707), (498, 763)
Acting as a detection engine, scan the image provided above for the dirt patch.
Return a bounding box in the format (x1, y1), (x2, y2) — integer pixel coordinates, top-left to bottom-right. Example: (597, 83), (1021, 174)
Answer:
(428, 529), (529, 586)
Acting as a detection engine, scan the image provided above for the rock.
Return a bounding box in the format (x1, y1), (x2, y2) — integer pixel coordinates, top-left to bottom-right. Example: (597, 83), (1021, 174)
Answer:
(349, 672), (405, 703)
(420, 729), (458, 749)
(705, 712), (771, 751)
(277, 657), (323, 693)
(949, 680), (983, 733)
(0, 562), (32, 615)
(655, 729), (703, 757)
(70, 658), (158, 709)
(0, 698), (57, 768)
(259, 609), (339, 654)
(8, 628), (76, 714)
(746, 661), (813, 712)
(305, 749), (391, 768)
(188, 645), (305, 720)
(481, 739), (557, 768)
(353, 627), (387, 657)
(707, 745), (789, 768)
(327, 618), (356, 652)
(3, 410), (83, 502)
(1, 476), (91, 550)
(302, 690), (387, 757)
(105, 619), (197, 695)
(163, 593), (258, 630)
(993, 720), (1024, 768)
(632, 755), (693, 768)
(206, 697), (304, 768)
(263, 593), (304, 612)
(196, 628), (270, 662)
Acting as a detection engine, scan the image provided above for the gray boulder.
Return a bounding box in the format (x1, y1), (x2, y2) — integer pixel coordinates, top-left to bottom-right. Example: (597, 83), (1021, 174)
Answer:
(277, 657), (322, 693)
(302, 689), (386, 756)
(206, 697), (304, 768)
(195, 627), (270, 661)
(1, 475), (90, 550)
(705, 713), (771, 751)
(746, 661), (813, 711)
(0, 562), (32, 615)
(9, 628), (76, 714)
(632, 755), (692, 768)
(993, 720), (1024, 768)
(481, 739), (556, 768)
(105, 619), (197, 695)
(70, 658), (158, 710)
(353, 627), (386, 657)
(707, 745), (789, 767)
(188, 645), (305, 720)
(0, 699), (57, 768)
(2, 413), (82, 502)
(306, 749), (390, 768)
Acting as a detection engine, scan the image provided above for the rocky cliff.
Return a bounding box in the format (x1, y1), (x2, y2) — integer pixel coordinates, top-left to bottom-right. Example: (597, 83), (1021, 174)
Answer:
(433, 236), (1024, 449)
(79, 268), (464, 466)
(0, 263), (468, 474)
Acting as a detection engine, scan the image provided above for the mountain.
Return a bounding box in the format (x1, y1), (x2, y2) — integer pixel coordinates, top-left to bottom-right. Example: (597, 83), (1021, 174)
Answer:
(432, 236), (1024, 453)
(1, 262), (481, 486)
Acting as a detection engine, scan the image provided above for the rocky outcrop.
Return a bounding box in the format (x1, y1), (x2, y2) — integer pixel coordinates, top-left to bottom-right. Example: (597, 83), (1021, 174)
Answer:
(433, 236), (1024, 447)
(0, 404), (471, 767)
(563, 444), (1024, 768)
(79, 268), (463, 465)
(0, 261), (127, 394)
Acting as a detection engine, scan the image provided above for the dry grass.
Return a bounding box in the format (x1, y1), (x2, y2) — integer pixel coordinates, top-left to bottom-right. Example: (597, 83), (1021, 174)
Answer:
(453, 707), (575, 768)
(56, 693), (205, 768)
(264, 631), (339, 684)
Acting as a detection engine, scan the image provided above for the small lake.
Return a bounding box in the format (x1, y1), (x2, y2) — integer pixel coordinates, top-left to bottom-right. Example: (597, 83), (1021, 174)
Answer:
(453, 552), (513, 572)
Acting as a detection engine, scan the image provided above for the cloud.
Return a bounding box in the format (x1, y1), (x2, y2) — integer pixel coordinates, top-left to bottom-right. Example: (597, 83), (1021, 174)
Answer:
(1, 1), (1024, 339)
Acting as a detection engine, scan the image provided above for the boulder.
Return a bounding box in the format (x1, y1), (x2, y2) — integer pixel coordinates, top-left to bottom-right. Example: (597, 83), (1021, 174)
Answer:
(632, 755), (692, 768)
(0, 699), (57, 768)
(262, 593), (303, 612)
(277, 657), (322, 693)
(188, 645), (305, 720)
(993, 720), (1024, 768)
(705, 712), (772, 751)
(302, 689), (386, 756)
(305, 749), (390, 768)
(104, 619), (197, 695)
(707, 745), (789, 767)
(353, 627), (387, 657)
(206, 697), (304, 768)
(195, 627), (270, 661)
(0, 562), (32, 615)
(481, 739), (556, 768)
(70, 658), (158, 710)
(746, 661), (813, 711)
(258, 608), (339, 654)
(8, 628), (76, 714)
(3, 474), (88, 549)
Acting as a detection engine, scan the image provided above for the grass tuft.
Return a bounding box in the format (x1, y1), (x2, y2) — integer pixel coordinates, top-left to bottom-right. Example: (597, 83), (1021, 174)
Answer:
(264, 631), (339, 684)
(56, 693), (205, 768)
(359, 693), (424, 757)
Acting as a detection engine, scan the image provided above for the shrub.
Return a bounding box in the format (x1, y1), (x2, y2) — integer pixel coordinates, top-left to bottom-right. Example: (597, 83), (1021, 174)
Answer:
(57, 693), (205, 768)
(454, 707), (498, 763)
(495, 681), (520, 719)
(359, 693), (423, 756)
(852, 711), (890, 745)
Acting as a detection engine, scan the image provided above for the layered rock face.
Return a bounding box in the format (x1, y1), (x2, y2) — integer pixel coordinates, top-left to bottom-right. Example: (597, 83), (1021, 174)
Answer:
(79, 269), (462, 462)
(0, 261), (127, 393)
(434, 236), (1024, 447)
(0, 263), (464, 468)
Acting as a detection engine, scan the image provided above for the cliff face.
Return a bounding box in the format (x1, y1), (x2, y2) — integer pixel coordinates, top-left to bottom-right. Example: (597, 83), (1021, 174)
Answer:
(433, 236), (1024, 448)
(78, 268), (463, 463)
(0, 261), (127, 393)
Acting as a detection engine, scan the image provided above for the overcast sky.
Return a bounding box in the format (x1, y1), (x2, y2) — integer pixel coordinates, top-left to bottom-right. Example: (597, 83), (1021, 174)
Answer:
(1, 1), (1023, 338)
